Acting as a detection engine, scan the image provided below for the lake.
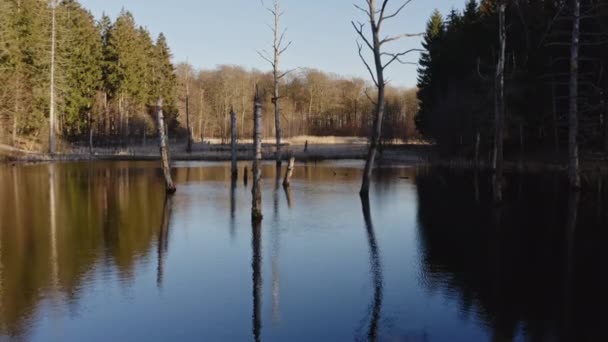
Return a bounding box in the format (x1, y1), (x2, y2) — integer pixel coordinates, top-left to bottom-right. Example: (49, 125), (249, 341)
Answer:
(0, 161), (606, 341)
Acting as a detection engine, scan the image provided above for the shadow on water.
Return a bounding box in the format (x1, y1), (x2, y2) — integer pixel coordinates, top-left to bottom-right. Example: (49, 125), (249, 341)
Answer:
(415, 168), (608, 341)
(359, 196), (384, 342)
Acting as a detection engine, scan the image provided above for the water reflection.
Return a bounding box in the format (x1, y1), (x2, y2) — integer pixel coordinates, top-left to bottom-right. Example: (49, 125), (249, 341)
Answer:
(0, 162), (166, 339)
(416, 168), (608, 341)
(157, 195), (174, 288)
(360, 197), (384, 342)
(251, 219), (263, 342)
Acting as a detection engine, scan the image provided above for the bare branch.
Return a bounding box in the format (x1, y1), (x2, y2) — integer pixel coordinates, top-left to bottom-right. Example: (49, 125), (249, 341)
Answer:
(364, 87), (377, 105)
(382, 49), (423, 69)
(257, 50), (275, 67)
(351, 21), (374, 51)
(477, 58), (489, 81)
(357, 41), (379, 87)
(279, 41), (292, 56)
(354, 3), (371, 17)
(380, 32), (423, 46)
(379, 0), (415, 26)
(278, 69), (295, 80)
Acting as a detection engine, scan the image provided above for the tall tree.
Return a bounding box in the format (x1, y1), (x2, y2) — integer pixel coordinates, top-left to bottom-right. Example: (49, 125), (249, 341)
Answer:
(352, 0), (421, 197)
(258, 0), (292, 167)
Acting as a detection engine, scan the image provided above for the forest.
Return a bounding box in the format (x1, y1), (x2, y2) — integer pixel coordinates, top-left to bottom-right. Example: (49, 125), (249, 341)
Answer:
(417, 0), (608, 160)
(0, 0), (418, 152)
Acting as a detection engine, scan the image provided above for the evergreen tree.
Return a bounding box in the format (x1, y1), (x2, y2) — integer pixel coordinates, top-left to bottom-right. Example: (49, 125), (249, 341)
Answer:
(416, 10), (444, 139)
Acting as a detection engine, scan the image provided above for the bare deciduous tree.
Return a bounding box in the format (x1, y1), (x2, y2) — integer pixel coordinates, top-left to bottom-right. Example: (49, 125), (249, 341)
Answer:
(352, 0), (421, 197)
(258, 0), (292, 167)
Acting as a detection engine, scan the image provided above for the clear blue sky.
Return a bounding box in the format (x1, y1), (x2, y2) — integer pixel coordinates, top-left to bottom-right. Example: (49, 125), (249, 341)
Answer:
(80, 0), (464, 87)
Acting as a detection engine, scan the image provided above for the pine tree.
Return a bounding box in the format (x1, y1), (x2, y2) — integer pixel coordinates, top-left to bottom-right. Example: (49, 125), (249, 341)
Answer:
(57, 0), (102, 136)
(416, 10), (444, 139)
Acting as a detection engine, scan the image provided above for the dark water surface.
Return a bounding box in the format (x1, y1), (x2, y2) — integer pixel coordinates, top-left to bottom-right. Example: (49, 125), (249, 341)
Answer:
(0, 161), (606, 342)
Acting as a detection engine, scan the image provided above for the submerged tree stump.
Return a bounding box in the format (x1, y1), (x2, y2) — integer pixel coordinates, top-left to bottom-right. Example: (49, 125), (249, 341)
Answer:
(252, 88), (263, 221)
(156, 98), (176, 194)
(283, 156), (295, 187)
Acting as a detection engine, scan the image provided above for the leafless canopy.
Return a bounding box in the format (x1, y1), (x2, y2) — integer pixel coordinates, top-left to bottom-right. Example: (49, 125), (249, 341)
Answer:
(257, 0), (293, 80)
(351, 0), (423, 87)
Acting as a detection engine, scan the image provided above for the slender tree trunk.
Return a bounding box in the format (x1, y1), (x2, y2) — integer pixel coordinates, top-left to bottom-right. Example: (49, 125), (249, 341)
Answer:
(274, 77), (282, 166)
(198, 88), (204, 142)
(88, 111), (93, 155)
(283, 156), (295, 187)
(493, 1), (506, 202)
(49, 0), (57, 154)
(231, 108), (238, 179)
(551, 68), (559, 153)
(361, 84), (385, 197)
(603, 104), (608, 154)
(156, 98), (176, 194)
(474, 131), (480, 169)
(12, 92), (18, 146)
(104, 92), (110, 136)
(252, 88), (263, 221)
(186, 82), (192, 153)
(569, 0), (581, 189)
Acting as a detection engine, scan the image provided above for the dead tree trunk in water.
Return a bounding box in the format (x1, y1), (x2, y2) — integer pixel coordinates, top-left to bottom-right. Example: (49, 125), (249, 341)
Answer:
(231, 108), (238, 180)
(258, 0), (292, 168)
(352, 0), (421, 198)
(493, 0), (506, 203)
(283, 156), (295, 187)
(568, 0), (581, 189)
(252, 89), (263, 221)
(156, 98), (176, 194)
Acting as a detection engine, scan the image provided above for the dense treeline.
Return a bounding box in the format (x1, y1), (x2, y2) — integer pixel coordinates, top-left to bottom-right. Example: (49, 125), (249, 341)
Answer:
(417, 0), (608, 157)
(175, 64), (418, 143)
(0, 0), (418, 152)
(0, 0), (176, 150)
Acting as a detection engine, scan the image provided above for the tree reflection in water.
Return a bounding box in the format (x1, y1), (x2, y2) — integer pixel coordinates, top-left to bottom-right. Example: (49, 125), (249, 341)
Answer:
(359, 196), (383, 342)
(416, 168), (608, 341)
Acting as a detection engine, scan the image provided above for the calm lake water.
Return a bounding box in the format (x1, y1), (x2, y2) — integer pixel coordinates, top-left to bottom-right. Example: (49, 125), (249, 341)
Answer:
(0, 161), (606, 342)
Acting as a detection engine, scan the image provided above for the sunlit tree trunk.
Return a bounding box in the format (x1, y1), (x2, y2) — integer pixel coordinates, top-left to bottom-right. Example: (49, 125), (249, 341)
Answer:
(156, 98), (176, 194)
(252, 88), (263, 221)
(49, 0), (57, 154)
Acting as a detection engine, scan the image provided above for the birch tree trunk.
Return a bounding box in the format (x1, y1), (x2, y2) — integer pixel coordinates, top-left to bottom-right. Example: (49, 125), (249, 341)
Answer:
(252, 89), (263, 221)
(49, 0), (57, 154)
(156, 98), (176, 194)
(493, 0), (506, 202)
(231, 108), (238, 179)
(569, 0), (581, 189)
